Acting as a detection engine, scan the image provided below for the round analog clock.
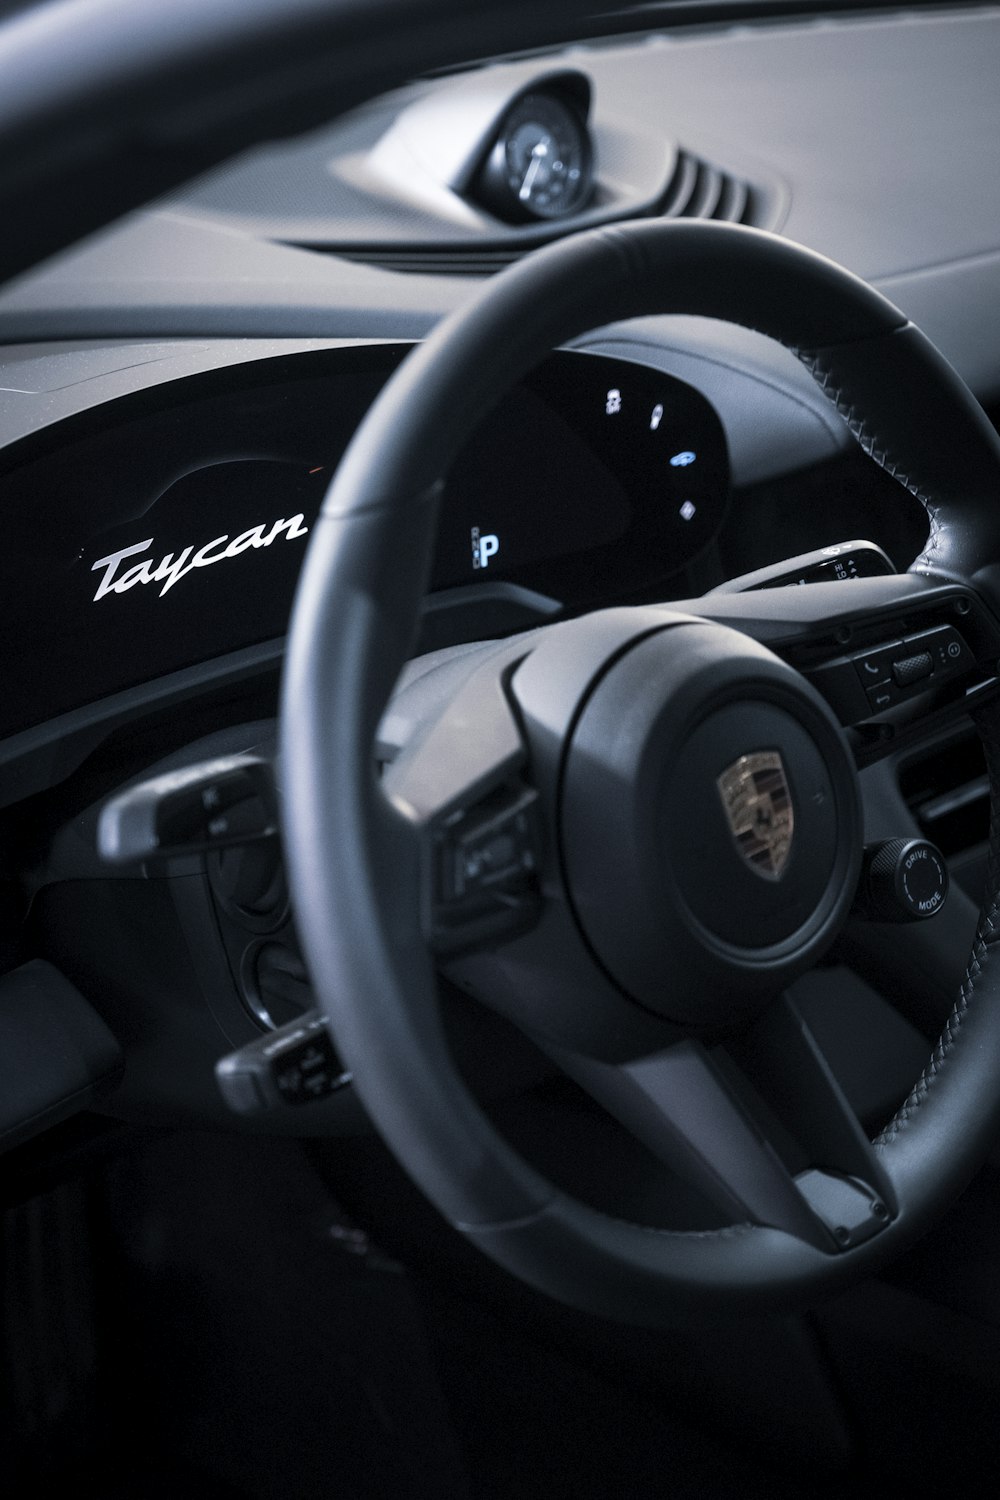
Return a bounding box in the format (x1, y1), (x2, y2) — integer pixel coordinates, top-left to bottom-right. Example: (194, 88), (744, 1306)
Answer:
(477, 91), (594, 223)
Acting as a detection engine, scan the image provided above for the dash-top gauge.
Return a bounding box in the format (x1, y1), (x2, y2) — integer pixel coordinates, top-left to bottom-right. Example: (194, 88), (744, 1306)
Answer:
(478, 91), (594, 223)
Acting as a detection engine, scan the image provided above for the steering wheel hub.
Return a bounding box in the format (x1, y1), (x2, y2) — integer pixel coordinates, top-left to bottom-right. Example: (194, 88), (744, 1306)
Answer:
(560, 619), (862, 1028)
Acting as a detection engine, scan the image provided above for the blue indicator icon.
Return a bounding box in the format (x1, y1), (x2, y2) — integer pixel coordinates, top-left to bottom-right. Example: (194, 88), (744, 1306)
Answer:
(670, 450), (697, 468)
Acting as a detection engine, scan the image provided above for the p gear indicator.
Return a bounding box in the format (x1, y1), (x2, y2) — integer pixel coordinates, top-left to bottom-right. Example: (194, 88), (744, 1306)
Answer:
(471, 526), (500, 570)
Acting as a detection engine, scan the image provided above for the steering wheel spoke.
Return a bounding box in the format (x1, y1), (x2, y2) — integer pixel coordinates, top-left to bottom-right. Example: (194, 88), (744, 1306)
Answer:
(383, 640), (545, 957)
(556, 992), (893, 1254)
(723, 992), (895, 1214)
(557, 1040), (834, 1250)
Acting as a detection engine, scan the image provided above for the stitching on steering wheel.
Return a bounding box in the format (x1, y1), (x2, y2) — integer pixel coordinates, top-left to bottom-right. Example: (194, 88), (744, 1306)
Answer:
(796, 347), (945, 572)
(601, 228), (944, 566)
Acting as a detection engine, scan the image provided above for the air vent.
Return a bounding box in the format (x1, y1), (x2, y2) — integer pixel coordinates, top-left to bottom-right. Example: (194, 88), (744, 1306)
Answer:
(334, 247), (525, 276)
(328, 150), (770, 278)
(659, 150), (753, 225)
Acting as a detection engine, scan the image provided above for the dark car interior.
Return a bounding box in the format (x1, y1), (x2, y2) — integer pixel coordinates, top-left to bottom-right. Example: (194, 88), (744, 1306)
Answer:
(4, 2), (1000, 1495)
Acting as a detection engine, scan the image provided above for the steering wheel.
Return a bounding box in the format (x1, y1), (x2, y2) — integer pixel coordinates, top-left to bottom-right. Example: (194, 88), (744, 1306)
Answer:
(281, 219), (1000, 1322)
(4, 0), (1000, 1325)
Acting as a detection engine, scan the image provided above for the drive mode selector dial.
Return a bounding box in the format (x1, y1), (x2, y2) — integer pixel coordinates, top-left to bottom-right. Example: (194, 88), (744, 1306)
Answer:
(855, 838), (949, 923)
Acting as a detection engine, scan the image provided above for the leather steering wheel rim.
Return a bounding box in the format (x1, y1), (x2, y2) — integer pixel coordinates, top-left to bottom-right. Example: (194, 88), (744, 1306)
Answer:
(281, 219), (1000, 1323)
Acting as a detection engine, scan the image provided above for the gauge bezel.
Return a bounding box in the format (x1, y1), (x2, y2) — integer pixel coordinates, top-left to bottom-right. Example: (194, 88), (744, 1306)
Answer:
(476, 88), (595, 224)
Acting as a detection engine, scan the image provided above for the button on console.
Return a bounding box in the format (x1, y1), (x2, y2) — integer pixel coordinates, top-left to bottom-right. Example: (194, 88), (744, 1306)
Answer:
(851, 623), (976, 720)
(853, 641), (903, 689)
(892, 651), (933, 688)
(865, 681), (903, 714)
(438, 789), (540, 907)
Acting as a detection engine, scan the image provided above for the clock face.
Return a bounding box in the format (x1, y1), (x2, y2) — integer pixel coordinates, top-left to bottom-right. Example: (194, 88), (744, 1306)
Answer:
(484, 92), (593, 222)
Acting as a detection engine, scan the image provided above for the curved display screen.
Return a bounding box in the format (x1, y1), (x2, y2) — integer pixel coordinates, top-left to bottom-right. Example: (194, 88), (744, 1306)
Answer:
(436, 353), (727, 599)
(0, 346), (727, 739)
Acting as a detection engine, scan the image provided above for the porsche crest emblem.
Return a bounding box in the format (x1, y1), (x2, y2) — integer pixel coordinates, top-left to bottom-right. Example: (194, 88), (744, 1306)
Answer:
(716, 750), (794, 881)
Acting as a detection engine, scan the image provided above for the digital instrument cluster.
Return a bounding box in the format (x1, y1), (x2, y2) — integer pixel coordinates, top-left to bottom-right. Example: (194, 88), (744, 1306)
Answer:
(0, 346), (728, 739)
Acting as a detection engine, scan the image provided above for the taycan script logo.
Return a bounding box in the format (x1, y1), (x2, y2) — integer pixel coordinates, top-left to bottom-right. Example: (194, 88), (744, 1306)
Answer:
(716, 750), (794, 881)
(90, 514), (309, 601)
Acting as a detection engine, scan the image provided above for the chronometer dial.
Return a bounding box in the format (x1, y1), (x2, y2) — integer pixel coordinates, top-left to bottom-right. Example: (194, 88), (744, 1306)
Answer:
(480, 92), (594, 223)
